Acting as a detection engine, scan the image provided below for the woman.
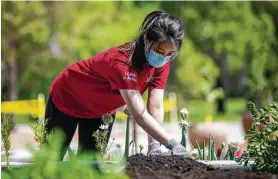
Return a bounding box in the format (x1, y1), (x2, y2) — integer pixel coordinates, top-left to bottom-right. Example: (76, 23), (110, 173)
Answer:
(45, 10), (187, 160)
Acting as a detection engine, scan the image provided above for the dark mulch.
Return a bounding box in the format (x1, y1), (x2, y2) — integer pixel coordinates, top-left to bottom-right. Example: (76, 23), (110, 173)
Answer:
(126, 154), (278, 179)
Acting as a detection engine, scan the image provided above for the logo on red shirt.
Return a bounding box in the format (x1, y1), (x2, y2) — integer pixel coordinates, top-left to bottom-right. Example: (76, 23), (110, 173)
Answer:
(123, 72), (137, 82)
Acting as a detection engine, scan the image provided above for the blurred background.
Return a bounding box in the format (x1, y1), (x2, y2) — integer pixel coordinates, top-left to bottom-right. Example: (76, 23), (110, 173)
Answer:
(1, 1), (278, 157)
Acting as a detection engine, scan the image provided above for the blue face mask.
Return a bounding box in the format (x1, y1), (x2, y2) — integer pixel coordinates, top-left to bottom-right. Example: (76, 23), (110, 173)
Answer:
(146, 50), (171, 68)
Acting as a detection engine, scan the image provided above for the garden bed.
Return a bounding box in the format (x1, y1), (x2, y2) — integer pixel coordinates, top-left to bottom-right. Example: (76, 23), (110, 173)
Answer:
(126, 154), (278, 179)
(2, 154), (278, 179)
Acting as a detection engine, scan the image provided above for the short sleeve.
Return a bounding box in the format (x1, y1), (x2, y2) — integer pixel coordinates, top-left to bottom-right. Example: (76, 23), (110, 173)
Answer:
(108, 61), (138, 90)
(150, 62), (170, 89)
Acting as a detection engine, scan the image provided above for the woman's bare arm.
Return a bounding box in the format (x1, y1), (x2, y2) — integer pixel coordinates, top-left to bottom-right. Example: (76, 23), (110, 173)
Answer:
(120, 89), (170, 146)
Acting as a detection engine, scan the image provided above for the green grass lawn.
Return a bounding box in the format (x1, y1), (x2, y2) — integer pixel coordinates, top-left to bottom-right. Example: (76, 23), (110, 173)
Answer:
(15, 115), (37, 125)
(178, 98), (246, 124)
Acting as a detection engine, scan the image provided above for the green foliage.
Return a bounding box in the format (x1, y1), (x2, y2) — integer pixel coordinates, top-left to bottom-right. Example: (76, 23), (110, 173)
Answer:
(174, 1), (277, 101)
(176, 39), (219, 98)
(2, 1), (54, 100)
(30, 118), (48, 148)
(239, 101), (278, 173)
(18, 58), (70, 99)
(1, 113), (15, 168)
(1, 1), (158, 100)
(92, 114), (114, 156)
(178, 98), (245, 124)
(55, 1), (158, 59)
(2, 130), (128, 179)
(2, 1), (278, 107)
(223, 142), (239, 160)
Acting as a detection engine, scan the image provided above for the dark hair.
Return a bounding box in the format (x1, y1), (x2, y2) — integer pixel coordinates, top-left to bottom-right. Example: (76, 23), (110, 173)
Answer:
(131, 10), (184, 72)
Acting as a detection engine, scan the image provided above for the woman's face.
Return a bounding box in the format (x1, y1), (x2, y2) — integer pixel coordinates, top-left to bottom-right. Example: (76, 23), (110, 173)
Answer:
(150, 41), (176, 57)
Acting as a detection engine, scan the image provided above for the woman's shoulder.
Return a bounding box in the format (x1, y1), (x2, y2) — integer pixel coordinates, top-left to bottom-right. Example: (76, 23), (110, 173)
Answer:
(107, 42), (134, 58)
(105, 42), (135, 66)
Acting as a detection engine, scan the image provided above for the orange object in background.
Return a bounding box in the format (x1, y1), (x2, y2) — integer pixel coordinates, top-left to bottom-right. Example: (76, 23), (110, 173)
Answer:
(188, 123), (227, 157)
(242, 111), (276, 135)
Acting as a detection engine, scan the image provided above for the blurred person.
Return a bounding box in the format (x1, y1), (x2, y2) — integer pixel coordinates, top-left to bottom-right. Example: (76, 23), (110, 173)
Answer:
(45, 10), (187, 160)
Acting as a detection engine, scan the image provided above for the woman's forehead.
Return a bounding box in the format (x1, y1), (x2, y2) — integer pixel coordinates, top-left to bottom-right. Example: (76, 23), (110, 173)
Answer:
(153, 41), (176, 52)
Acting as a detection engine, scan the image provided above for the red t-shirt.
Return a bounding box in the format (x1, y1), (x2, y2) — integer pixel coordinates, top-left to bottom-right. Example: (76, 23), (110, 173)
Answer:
(50, 43), (170, 118)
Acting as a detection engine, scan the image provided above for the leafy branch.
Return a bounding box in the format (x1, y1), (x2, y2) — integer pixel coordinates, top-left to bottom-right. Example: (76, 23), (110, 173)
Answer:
(239, 101), (278, 173)
(30, 118), (48, 148)
(92, 114), (114, 156)
(1, 113), (15, 168)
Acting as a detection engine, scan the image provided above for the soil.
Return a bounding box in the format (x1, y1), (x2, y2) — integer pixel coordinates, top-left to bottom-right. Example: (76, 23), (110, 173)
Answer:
(126, 154), (278, 179)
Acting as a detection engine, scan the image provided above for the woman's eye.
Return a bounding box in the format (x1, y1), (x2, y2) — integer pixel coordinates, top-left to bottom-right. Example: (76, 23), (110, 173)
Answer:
(168, 52), (174, 56)
(156, 49), (164, 55)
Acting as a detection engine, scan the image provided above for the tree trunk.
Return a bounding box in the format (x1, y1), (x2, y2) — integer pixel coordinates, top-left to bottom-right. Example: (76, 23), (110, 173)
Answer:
(207, 52), (228, 114)
(216, 77), (225, 113)
(216, 54), (228, 114)
(7, 43), (17, 101)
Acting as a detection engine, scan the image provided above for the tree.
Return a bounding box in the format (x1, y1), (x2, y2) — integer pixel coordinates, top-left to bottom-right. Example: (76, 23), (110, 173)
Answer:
(178, 1), (276, 110)
(1, 1), (53, 100)
(1, 1), (159, 100)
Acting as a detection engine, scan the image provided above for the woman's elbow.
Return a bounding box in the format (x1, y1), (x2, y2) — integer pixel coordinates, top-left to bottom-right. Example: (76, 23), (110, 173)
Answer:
(147, 104), (164, 114)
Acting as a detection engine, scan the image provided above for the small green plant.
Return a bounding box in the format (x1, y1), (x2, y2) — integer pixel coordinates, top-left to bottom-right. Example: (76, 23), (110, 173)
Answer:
(195, 140), (202, 159)
(2, 131), (129, 179)
(123, 106), (131, 159)
(179, 108), (190, 148)
(194, 138), (238, 161)
(1, 113), (15, 168)
(139, 144), (144, 154)
(191, 146), (209, 160)
(30, 118), (48, 148)
(202, 140), (205, 160)
(223, 142), (239, 160)
(92, 114), (114, 156)
(239, 101), (278, 173)
(207, 135), (216, 160)
(194, 135), (217, 160)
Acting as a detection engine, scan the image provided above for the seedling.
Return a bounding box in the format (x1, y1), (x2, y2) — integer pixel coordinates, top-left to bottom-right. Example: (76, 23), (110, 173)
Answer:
(139, 144), (144, 154)
(30, 118), (48, 148)
(179, 108), (190, 148)
(123, 106), (131, 159)
(195, 140), (202, 159)
(202, 140), (205, 160)
(224, 142), (239, 160)
(194, 136), (237, 161)
(1, 113), (15, 168)
(193, 140), (210, 160)
(92, 113), (114, 156)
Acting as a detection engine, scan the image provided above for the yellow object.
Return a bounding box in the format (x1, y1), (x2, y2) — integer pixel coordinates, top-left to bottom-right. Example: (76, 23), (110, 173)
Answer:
(205, 115), (213, 123)
(1, 93), (46, 119)
(115, 111), (127, 120)
(1, 93), (177, 121)
(164, 99), (176, 112)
